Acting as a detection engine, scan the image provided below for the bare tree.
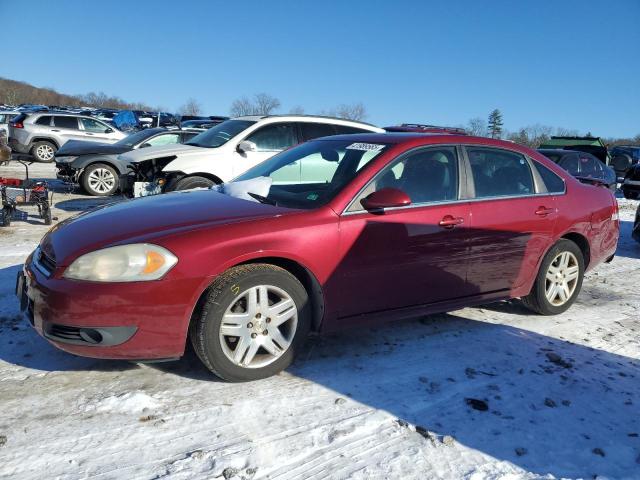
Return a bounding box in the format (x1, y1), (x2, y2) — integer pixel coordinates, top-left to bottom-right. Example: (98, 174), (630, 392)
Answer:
(289, 105), (305, 115)
(253, 93), (281, 115)
(335, 102), (367, 121)
(466, 117), (487, 137)
(230, 97), (254, 117)
(179, 98), (202, 116)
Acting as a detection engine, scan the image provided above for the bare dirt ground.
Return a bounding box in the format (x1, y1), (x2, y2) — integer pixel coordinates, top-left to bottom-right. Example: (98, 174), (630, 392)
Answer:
(0, 161), (638, 479)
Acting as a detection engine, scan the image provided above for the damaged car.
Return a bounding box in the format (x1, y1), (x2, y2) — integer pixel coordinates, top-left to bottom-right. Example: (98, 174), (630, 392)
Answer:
(55, 128), (199, 196)
(120, 115), (384, 197)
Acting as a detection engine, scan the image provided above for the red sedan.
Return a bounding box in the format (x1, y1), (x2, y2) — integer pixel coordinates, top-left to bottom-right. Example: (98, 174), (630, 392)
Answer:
(17, 133), (619, 381)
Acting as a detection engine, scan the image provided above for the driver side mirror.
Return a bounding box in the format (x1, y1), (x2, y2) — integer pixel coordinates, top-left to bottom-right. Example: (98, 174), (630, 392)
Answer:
(237, 140), (257, 154)
(360, 188), (411, 211)
(105, 127), (114, 133)
(140, 142), (152, 148)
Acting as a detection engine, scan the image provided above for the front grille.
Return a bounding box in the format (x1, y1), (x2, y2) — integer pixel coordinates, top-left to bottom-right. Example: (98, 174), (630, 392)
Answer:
(37, 248), (56, 275)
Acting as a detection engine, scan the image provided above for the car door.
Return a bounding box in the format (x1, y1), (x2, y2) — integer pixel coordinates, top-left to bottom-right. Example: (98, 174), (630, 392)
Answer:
(231, 122), (299, 177)
(79, 117), (119, 143)
(336, 145), (473, 317)
(464, 146), (557, 295)
(51, 116), (85, 145)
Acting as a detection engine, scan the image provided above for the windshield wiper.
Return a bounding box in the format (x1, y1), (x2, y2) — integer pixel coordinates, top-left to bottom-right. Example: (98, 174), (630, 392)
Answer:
(248, 192), (277, 206)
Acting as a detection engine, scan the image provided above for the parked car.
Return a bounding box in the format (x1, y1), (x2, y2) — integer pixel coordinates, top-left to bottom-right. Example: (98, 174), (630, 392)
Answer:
(538, 149), (616, 191)
(9, 112), (127, 162)
(633, 203), (640, 243)
(17, 133), (619, 381)
(385, 123), (468, 134)
(610, 145), (640, 179)
(0, 110), (20, 142)
(621, 163), (640, 199)
(539, 136), (612, 167)
(55, 128), (200, 196)
(179, 119), (227, 131)
(121, 115), (384, 195)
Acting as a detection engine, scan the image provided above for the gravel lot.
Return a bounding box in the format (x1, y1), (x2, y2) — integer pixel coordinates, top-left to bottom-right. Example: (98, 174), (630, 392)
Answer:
(0, 161), (638, 479)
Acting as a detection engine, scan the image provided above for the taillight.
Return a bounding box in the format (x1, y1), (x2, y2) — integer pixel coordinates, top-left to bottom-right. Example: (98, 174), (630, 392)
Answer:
(12, 122), (23, 129)
(611, 196), (619, 222)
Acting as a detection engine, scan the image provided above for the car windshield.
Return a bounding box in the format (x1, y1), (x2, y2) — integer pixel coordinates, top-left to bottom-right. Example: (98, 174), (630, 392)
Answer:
(115, 129), (159, 147)
(185, 119), (256, 148)
(231, 139), (390, 209)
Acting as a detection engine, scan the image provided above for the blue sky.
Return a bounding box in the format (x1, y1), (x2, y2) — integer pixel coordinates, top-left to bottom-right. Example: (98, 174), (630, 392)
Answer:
(1, 0), (639, 137)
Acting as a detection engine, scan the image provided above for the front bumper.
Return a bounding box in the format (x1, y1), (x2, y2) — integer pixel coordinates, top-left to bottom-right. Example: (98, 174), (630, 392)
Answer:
(17, 251), (203, 360)
(622, 179), (640, 193)
(55, 164), (80, 183)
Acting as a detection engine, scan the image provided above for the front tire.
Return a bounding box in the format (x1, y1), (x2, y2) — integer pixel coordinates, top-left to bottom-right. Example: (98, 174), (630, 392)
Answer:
(31, 141), (57, 162)
(522, 239), (584, 315)
(190, 264), (311, 382)
(81, 163), (119, 196)
(173, 175), (215, 191)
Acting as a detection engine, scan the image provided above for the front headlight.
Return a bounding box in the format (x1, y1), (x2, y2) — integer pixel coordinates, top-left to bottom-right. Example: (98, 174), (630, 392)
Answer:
(55, 156), (78, 163)
(64, 244), (178, 282)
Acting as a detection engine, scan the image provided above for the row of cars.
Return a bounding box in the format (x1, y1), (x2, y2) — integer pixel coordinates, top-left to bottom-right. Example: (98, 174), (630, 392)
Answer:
(2, 109), (625, 199)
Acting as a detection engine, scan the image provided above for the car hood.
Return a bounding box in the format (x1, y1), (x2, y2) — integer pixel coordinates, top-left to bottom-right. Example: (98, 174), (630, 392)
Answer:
(40, 190), (289, 267)
(120, 143), (206, 163)
(55, 140), (131, 157)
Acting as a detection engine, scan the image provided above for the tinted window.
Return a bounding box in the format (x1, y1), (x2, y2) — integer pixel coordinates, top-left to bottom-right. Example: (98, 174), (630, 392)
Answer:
(246, 123), (297, 151)
(534, 162), (565, 193)
(80, 117), (108, 133)
(578, 154), (601, 177)
(35, 116), (52, 126)
(467, 147), (534, 198)
(185, 119), (256, 148)
(558, 154), (580, 176)
(299, 122), (336, 141)
(53, 116), (79, 130)
(334, 125), (370, 135)
(367, 147), (458, 204)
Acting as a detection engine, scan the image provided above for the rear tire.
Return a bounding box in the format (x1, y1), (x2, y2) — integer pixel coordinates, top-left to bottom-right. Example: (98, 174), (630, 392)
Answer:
(190, 264), (311, 382)
(623, 190), (639, 200)
(173, 175), (215, 191)
(81, 163), (119, 196)
(522, 239), (584, 315)
(31, 141), (57, 162)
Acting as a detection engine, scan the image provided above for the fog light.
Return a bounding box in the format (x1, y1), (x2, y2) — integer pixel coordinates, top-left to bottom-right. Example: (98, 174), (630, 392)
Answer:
(157, 178), (166, 186)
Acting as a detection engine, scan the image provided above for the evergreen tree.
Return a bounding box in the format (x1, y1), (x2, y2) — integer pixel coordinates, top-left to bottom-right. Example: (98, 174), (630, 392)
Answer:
(488, 109), (504, 139)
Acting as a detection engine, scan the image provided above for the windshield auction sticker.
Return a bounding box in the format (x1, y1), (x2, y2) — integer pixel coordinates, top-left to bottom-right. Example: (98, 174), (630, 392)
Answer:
(346, 143), (385, 152)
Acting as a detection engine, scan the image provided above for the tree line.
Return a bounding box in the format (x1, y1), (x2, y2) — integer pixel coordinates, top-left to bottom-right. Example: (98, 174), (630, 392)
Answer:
(1, 78), (637, 146)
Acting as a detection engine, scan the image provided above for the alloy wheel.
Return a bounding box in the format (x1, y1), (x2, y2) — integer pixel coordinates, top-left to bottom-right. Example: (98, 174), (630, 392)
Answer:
(88, 168), (116, 194)
(219, 285), (298, 369)
(36, 144), (54, 161)
(545, 251), (579, 306)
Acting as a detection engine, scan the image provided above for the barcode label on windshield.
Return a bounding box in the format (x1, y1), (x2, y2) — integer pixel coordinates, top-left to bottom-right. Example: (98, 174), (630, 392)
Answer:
(346, 143), (385, 152)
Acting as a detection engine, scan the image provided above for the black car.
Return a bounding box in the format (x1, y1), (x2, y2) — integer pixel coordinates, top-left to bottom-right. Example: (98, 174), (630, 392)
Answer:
(537, 149), (617, 192)
(611, 145), (640, 180)
(55, 128), (199, 196)
(621, 163), (640, 199)
(633, 203), (640, 243)
(179, 118), (227, 131)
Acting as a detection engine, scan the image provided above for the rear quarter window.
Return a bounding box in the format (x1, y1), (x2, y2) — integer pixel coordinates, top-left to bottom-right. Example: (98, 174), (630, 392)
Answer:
(534, 161), (565, 193)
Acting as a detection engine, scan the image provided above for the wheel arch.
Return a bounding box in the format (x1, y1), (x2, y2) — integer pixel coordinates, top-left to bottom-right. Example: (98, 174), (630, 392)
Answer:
(560, 231), (591, 269)
(188, 255), (326, 337)
(178, 172), (224, 184)
(30, 137), (59, 149)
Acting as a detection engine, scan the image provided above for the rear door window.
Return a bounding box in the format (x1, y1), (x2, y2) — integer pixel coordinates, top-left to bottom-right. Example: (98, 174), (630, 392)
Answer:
(35, 116), (52, 126)
(466, 147), (534, 198)
(53, 116), (79, 130)
(334, 125), (372, 135)
(298, 122), (336, 141)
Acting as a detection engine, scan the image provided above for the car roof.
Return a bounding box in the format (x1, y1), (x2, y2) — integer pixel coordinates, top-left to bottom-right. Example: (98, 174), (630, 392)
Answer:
(313, 132), (505, 145)
(233, 114), (382, 129)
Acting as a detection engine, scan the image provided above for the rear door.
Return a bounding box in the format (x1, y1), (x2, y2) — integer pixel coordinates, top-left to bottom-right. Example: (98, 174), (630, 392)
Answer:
(464, 146), (557, 295)
(52, 116), (85, 145)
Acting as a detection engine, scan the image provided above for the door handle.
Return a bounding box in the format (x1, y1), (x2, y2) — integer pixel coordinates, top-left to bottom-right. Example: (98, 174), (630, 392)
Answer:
(86, 133), (94, 136)
(535, 206), (555, 216)
(439, 215), (464, 228)
(51, 129), (60, 132)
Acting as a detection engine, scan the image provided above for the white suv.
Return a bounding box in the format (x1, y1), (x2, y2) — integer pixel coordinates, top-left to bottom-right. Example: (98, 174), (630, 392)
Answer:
(121, 115), (384, 194)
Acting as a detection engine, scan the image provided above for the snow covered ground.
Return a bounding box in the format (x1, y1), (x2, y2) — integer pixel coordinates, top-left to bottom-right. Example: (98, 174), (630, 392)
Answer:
(0, 162), (638, 480)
